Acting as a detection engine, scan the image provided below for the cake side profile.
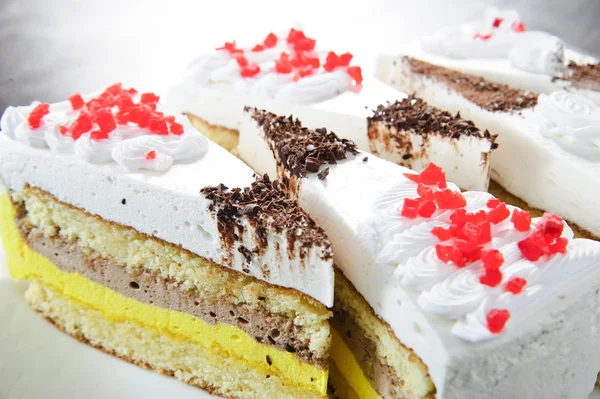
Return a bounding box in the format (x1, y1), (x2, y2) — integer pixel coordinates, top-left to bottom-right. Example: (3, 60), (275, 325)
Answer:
(384, 56), (600, 239)
(376, 7), (600, 105)
(368, 96), (497, 191)
(0, 85), (336, 398)
(167, 28), (496, 191)
(239, 107), (600, 399)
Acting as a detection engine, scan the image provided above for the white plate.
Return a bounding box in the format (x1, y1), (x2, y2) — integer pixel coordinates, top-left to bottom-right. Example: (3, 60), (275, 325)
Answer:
(0, 239), (599, 399)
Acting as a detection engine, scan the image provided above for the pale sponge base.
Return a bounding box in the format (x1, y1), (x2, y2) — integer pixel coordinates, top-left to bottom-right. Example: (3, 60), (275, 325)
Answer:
(26, 280), (323, 399)
(187, 114), (240, 153)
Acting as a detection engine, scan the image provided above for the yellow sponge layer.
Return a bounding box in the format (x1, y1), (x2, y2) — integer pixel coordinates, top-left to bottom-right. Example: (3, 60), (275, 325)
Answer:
(0, 193), (327, 396)
(330, 328), (381, 399)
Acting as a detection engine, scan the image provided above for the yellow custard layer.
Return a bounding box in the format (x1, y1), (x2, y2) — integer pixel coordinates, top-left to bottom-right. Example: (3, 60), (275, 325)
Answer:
(0, 193), (327, 396)
(330, 328), (381, 399)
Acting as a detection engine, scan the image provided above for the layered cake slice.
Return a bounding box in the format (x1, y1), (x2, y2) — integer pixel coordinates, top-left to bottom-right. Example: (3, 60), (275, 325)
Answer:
(0, 84), (335, 398)
(238, 108), (600, 399)
(368, 96), (497, 191)
(376, 7), (600, 105)
(167, 27), (496, 191)
(383, 56), (600, 239)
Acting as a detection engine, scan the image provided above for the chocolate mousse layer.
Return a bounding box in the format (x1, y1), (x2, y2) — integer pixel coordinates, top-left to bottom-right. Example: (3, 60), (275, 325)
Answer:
(17, 220), (325, 368)
(402, 56), (538, 113)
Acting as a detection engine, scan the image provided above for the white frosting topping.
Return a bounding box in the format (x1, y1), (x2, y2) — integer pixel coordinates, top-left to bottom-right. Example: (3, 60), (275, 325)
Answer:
(359, 178), (593, 343)
(420, 7), (565, 75)
(0, 91), (208, 172)
(0, 92), (335, 306)
(536, 91), (600, 161)
(183, 29), (358, 105)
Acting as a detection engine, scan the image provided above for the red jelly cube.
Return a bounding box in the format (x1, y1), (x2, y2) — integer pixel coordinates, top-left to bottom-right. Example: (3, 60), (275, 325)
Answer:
(480, 268), (503, 287)
(347, 66), (363, 85)
(403, 172), (420, 183)
(418, 200), (436, 218)
(492, 17), (504, 28)
(511, 209), (532, 232)
(324, 52), (338, 72)
(435, 189), (467, 210)
(251, 44), (265, 52)
(140, 93), (160, 104)
(90, 129), (109, 141)
(505, 277), (527, 294)
(264, 33), (278, 48)
(169, 122), (184, 135)
(146, 150), (157, 160)
(486, 198), (501, 209)
(59, 125), (68, 135)
(70, 112), (93, 140)
(549, 237), (568, 255)
(482, 249), (504, 271)
(518, 237), (545, 261)
(338, 52), (353, 66)
(486, 309), (510, 334)
(538, 213), (564, 241)
(149, 117), (168, 135)
(68, 93), (85, 110)
(401, 198), (419, 219)
(417, 184), (434, 200)
(295, 37), (315, 53)
(512, 22), (526, 32)
(420, 163), (444, 185)
(432, 226), (452, 241)
(93, 108), (117, 135)
(27, 103), (51, 129)
(488, 202), (510, 224)
(240, 63), (261, 78)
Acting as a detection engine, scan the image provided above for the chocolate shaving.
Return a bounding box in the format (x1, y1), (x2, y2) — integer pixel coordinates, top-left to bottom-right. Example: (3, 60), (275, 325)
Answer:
(317, 168), (330, 180)
(368, 95), (498, 147)
(553, 61), (600, 91)
(201, 174), (333, 264)
(245, 107), (360, 179)
(403, 56), (538, 113)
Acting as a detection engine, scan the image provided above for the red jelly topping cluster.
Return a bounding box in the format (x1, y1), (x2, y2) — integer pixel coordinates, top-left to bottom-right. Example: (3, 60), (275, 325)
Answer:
(517, 213), (568, 261)
(27, 83), (184, 143)
(474, 17), (526, 40)
(401, 162), (570, 335)
(216, 28), (363, 85)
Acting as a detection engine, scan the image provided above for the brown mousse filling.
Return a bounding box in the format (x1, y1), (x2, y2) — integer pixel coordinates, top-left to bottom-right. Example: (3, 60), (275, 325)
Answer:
(15, 212), (326, 368)
(403, 56), (538, 113)
(331, 307), (406, 399)
(367, 95), (498, 159)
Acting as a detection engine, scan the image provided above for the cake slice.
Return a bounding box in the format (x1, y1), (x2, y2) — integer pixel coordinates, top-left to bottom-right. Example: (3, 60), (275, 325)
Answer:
(368, 96), (497, 191)
(383, 56), (600, 239)
(0, 84), (334, 399)
(167, 28), (495, 191)
(238, 107), (600, 399)
(376, 7), (600, 105)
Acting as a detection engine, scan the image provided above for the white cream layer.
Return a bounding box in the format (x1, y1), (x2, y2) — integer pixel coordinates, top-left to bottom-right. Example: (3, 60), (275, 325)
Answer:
(239, 113), (600, 399)
(385, 58), (600, 238)
(376, 43), (600, 105)
(0, 127), (334, 306)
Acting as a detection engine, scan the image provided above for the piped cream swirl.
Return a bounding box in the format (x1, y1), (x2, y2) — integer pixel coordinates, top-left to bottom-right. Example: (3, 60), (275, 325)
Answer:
(536, 91), (600, 161)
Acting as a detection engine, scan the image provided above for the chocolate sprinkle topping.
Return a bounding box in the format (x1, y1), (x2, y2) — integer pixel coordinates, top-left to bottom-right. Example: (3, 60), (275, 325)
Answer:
(554, 61), (600, 91)
(245, 107), (359, 179)
(403, 56), (538, 113)
(368, 95), (498, 146)
(201, 174), (333, 263)
(317, 168), (330, 180)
